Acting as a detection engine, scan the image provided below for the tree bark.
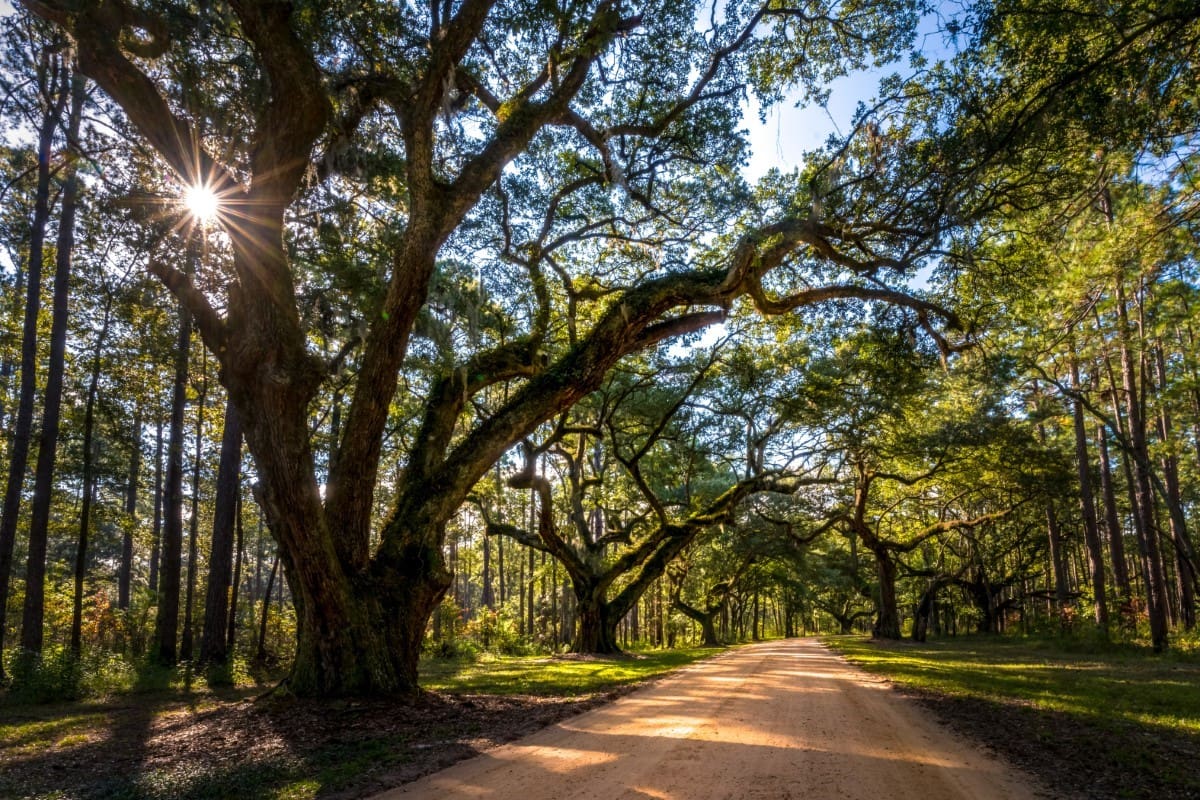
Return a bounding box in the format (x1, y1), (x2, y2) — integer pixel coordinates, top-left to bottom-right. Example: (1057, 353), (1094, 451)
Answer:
(672, 597), (721, 646)
(21, 64), (85, 655)
(180, 351), (208, 661)
(119, 410), (141, 611)
(871, 549), (902, 639)
(1096, 425), (1132, 608)
(255, 553), (279, 663)
(0, 47), (65, 678)
(1070, 359), (1108, 629)
(1115, 280), (1169, 651)
(154, 302), (191, 663)
(573, 584), (620, 654)
(200, 398), (242, 664)
(227, 493), (245, 651)
(1152, 343), (1197, 630)
(149, 418), (164, 596)
(72, 304), (111, 655)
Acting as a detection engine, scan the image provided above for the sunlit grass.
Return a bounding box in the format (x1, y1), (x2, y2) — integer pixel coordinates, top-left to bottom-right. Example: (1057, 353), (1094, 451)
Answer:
(0, 711), (107, 754)
(419, 646), (725, 695)
(824, 634), (1200, 735)
(1, 646), (729, 800)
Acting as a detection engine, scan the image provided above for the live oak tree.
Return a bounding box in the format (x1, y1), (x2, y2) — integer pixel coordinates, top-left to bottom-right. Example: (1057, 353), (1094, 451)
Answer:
(484, 350), (823, 652)
(19, 0), (962, 694)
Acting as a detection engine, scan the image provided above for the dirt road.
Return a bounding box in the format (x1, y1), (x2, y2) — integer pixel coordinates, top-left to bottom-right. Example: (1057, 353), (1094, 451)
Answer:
(377, 639), (1040, 800)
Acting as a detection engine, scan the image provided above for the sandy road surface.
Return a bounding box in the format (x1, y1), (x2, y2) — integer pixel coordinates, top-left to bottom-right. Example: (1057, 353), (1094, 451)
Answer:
(377, 638), (1040, 800)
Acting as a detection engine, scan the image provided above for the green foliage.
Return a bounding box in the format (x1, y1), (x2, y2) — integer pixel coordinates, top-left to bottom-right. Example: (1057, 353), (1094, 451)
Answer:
(1, 645), (265, 704)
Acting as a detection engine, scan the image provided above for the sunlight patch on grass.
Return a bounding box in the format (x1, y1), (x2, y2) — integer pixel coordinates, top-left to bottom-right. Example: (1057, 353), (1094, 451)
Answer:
(0, 711), (106, 753)
(419, 647), (724, 696)
(824, 635), (1200, 736)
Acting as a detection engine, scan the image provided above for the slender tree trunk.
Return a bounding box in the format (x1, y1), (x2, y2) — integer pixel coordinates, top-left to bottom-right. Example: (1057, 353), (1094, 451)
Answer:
(71, 305), (112, 655)
(180, 346), (207, 661)
(1153, 344), (1197, 630)
(1116, 280), (1170, 651)
(481, 530), (494, 610)
(201, 398), (242, 664)
(498, 534), (505, 606)
(119, 410), (142, 610)
(1070, 359), (1108, 629)
(227, 493), (244, 651)
(0, 50), (65, 678)
(1096, 426), (1132, 607)
(21, 66), (86, 655)
(256, 553), (279, 663)
(149, 418), (164, 595)
(528, 494), (536, 636)
(154, 302), (192, 663)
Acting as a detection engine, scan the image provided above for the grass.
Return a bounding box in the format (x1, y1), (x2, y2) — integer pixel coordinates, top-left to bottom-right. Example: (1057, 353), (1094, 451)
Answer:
(418, 646), (724, 696)
(824, 634), (1200, 799)
(825, 634), (1200, 735)
(1, 645), (726, 800)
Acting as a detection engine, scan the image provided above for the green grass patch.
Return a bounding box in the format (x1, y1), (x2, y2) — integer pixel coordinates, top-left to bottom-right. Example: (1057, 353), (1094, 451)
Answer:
(2, 645), (728, 800)
(824, 635), (1200, 799)
(824, 634), (1200, 735)
(419, 645), (725, 695)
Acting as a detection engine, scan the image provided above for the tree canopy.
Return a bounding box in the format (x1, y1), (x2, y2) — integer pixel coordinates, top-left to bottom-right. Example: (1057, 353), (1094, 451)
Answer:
(1, 0), (1198, 697)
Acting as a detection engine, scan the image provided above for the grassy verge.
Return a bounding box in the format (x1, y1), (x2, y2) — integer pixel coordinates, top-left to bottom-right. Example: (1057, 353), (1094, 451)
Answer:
(824, 635), (1200, 800)
(418, 646), (724, 696)
(1, 646), (724, 800)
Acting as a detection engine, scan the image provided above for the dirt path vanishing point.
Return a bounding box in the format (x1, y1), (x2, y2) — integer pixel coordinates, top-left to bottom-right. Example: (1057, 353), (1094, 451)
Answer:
(375, 638), (1043, 800)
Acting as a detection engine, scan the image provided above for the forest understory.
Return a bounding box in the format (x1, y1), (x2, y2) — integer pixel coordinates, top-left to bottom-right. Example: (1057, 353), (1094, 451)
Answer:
(2, 680), (615, 799)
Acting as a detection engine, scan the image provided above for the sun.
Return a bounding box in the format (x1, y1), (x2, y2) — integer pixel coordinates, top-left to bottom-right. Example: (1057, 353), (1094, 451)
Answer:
(183, 183), (221, 223)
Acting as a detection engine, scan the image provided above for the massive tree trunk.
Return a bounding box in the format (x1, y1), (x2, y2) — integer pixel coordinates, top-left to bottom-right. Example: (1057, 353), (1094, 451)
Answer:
(0, 48), (65, 678)
(671, 593), (722, 647)
(20, 0), (954, 694)
(871, 548), (902, 639)
(200, 398), (242, 664)
(21, 65), (86, 655)
(573, 583), (620, 654)
(912, 578), (952, 642)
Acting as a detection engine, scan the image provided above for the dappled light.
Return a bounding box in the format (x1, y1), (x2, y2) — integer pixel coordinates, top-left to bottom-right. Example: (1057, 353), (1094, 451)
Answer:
(382, 640), (1034, 800)
(1, 0), (1199, 797)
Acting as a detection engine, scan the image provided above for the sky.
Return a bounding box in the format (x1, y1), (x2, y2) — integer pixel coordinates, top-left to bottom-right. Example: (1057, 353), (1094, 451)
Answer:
(741, 10), (963, 182)
(742, 72), (880, 182)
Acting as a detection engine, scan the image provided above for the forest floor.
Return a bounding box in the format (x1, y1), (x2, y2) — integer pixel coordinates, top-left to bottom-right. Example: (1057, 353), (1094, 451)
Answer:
(376, 638), (1041, 800)
(8, 637), (1191, 799)
(0, 648), (716, 800)
(827, 635), (1200, 800)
